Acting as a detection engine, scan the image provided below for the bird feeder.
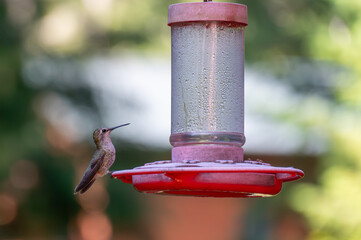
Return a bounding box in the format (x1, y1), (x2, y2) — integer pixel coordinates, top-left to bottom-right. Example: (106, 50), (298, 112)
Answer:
(112, 1), (304, 197)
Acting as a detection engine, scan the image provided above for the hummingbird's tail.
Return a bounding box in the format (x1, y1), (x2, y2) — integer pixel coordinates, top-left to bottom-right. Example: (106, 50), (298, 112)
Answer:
(74, 178), (96, 194)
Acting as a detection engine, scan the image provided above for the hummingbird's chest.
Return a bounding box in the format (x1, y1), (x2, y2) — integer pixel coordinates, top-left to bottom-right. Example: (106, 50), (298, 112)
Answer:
(97, 144), (116, 176)
(104, 150), (115, 167)
(103, 144), (116, 164)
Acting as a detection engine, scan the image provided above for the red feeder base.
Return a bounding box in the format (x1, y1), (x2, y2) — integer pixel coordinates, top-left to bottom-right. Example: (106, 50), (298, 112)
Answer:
(112, 161), (304, 198)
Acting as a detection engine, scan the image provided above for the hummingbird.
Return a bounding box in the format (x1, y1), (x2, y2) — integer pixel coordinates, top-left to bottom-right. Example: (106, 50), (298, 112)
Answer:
(74, 123), (130, 194)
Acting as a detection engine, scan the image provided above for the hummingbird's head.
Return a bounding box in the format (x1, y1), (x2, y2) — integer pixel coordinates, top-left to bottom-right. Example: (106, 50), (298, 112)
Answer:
(93, 123), (130, 147)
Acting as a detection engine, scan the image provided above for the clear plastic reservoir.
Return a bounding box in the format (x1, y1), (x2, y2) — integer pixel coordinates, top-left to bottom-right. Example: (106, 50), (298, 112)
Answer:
(170, 21), (245, 147)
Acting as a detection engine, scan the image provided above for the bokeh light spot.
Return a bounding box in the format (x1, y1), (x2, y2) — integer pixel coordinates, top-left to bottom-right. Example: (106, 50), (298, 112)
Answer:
(77, 211), (112, 240)
(0, 193), (18, 225)
(37, 5), (84, 52)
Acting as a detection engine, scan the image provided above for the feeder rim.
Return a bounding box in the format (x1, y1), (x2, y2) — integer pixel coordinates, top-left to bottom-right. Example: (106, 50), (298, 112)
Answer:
(112, 161), (304, 183)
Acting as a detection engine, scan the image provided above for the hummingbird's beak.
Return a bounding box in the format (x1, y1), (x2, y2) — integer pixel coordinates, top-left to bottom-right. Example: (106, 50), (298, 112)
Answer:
(108, 123), (130, 131)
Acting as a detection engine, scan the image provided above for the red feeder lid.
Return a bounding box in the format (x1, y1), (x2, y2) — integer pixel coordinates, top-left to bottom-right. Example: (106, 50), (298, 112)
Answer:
(112, 161), (304, 198)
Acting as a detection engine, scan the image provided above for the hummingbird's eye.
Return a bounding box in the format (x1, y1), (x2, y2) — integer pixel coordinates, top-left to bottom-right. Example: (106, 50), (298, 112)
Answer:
(102, 129), (107, 133)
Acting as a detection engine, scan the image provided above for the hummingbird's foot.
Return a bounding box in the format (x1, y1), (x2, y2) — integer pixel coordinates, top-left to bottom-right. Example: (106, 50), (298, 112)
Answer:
(108, 171), (115, 179)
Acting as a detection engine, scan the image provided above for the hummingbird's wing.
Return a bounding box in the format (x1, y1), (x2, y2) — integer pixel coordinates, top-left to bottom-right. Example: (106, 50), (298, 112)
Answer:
(74, 149), (106, 194)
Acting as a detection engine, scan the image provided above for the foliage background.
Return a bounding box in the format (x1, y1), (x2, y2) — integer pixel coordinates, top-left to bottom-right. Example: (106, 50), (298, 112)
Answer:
(1, 0), (361, 239)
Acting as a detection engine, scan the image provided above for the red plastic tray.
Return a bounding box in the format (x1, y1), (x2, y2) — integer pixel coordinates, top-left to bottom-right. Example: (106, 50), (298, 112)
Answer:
(112, 161), (304, 198)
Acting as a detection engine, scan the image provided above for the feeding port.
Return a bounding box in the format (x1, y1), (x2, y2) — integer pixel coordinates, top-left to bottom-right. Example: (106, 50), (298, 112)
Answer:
(112, 1), (304, 198)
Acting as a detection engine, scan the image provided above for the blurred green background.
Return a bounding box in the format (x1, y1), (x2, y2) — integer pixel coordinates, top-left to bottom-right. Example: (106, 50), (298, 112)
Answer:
(1, 0), (361, 239)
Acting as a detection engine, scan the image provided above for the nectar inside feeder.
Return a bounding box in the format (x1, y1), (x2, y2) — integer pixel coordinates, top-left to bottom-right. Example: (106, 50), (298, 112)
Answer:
(112, 1), (304, 198)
